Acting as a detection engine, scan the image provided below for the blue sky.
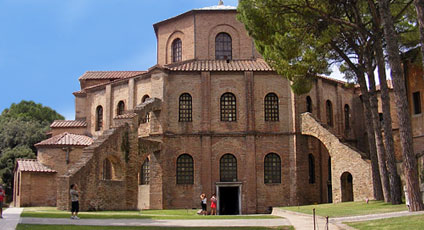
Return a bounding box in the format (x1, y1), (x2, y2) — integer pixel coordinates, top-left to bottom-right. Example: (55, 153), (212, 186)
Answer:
(0, 0), (343, 120)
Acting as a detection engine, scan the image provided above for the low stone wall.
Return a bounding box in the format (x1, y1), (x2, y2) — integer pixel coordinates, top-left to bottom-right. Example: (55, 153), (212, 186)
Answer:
(301, 113), (374, 203)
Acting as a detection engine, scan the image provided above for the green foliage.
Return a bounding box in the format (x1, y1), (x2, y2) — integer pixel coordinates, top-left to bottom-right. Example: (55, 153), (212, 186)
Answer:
(237, 0), (418, 90)
(0, 100), (63, 200)
(238, 0), (334, 94)
(0, 146), (35, 196)
(1, 100), (64, 124)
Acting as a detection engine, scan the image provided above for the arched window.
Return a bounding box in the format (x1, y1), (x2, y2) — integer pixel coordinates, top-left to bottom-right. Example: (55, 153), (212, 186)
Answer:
(308, 154), (315, 184)
(344, 104), (350, 130)
(141, 95), (150, 123)
(215, 33), (232, 60)
(220, 93), (236, 121)
(102, 158), (112, 180)
(264, 153), (281, 184)
(142, 95), (150, 103)
(172, 38), (182, 63)
(140, 158), (150, 185)
(326, 100), (333, 126)
(306, 96), (313, 113)
(264, 93), (279, 121)
(179, 93), (192, 122)
(117, 101), (125, 116)
(95, 106), (103, 131)
(176, 154), (194, 184)
(220, 154), (237, 182)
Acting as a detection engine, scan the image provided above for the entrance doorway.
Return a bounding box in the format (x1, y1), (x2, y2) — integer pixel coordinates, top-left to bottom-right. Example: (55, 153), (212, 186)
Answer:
(341, 172), (354, 202)
(216, 182), (242, 215)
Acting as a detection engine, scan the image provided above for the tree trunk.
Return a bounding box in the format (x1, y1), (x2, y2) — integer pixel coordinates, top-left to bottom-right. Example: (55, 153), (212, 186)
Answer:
(375, 38), (403, 204)
(414, 0), (424, 72)
(365, 56), (391, 202)
(356, 70), (385, 201)
(379, 0), (424, 211)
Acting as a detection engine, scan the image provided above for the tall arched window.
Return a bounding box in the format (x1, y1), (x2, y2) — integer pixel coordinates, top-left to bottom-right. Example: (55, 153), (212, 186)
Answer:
(306, 96), (313, 113)
(344, 104), (350, 130)
(215, 33), (232, 60)
(141, 95), (150, 123)
(308, 154), (315, 184)
(221, 93), (236, 121)
(176, 154), (194, 184)
(102, 158), (112, 180)
(220, 154), (237, 182)
(264, 153), (281, 184)
(179, 93), (192, 122)
(117, 101), (125, 116)
(140, 158), (150, 185)
(172, 38), (182, 63)
(264, 93), (279, 121)
(326, 100), (333, 126)
(95, 106), (103, 131)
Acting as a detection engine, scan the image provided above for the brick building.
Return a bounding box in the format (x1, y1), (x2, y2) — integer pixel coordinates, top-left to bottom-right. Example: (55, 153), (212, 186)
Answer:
(13, 2), (378, 214)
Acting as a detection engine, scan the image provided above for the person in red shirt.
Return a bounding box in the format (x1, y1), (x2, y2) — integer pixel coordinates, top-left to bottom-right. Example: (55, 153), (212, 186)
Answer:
(0, 185), (5, 218)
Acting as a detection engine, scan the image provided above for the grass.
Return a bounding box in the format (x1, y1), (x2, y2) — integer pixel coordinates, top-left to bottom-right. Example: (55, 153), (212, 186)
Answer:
(16, 225), (294, 230)
(280, 200), (407, 218)
(21, 207), (281, 220)
(345, 214), (424, 230)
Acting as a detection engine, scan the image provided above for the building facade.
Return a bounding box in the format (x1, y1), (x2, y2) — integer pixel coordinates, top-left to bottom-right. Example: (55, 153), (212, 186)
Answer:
(14, 3), (377, 214)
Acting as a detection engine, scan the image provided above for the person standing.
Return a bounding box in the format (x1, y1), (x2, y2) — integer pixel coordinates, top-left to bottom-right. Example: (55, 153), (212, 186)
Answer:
(0, 185), (5, 218)
(70, 184), (80, 220)
(210, 194), (217, 215)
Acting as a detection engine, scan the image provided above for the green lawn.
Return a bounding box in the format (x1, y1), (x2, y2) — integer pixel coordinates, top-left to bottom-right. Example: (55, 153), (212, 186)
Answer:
(346, 214), (424, 230)
(21, 207), (281, 220)
(280, 200), (407, 218)
(16, 225), (294, 230)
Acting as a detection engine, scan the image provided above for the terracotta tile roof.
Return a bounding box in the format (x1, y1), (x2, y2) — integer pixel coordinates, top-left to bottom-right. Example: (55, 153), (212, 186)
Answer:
(50, 120), (87, 128)
(165, 59), (274, 72)
(35, 132), (93, 147)
(79, 71), (146, 80)
(16, 159), (56, 173)
(115, 113), (137, 119)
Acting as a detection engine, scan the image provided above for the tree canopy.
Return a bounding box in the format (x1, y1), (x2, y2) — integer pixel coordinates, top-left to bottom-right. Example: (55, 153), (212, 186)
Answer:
(0, 100), (63, 199)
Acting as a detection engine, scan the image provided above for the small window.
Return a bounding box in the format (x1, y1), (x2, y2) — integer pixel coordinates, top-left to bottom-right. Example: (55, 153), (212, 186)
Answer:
(117, 101), (125, 116)
(265, 93), (279, 121)
(179, 93), (192, 122)
(220, 154), (237, 182)
(176, 154), (194, 184)
(308, 154), (315, 184)
(306, 96), (312, 113)
(220, 93), (236, 121)
(141, 95), (150, 123)
(140, 158), (150, 185)
(413, 91), (422, 114)
(172, 38), (182, 63)
(96, 106), (103, 131)
(264, 153), (281, 184)
(326, 100), (333, 126)
(215, 33), (232, 60)
(102, 158), (112, 180)
(344, 104), (350, 130)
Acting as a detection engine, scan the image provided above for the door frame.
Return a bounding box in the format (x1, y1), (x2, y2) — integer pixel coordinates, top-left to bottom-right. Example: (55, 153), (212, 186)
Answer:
(216, 181), (242, 215)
